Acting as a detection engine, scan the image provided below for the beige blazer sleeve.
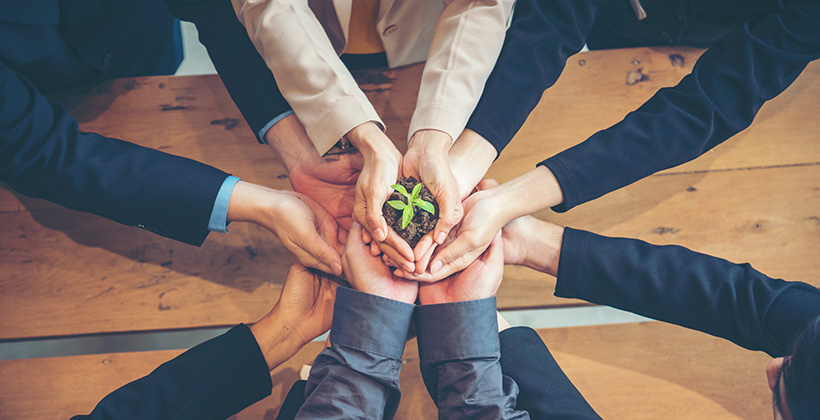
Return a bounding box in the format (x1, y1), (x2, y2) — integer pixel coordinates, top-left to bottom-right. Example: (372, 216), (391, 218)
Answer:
(231, 0), (383, 155)
(408, 0), (515, 144)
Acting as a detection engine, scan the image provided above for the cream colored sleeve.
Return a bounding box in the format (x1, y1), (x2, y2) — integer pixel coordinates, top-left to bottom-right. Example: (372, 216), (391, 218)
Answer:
(231, 0), (383, 155)
(408, 0), (515, 144)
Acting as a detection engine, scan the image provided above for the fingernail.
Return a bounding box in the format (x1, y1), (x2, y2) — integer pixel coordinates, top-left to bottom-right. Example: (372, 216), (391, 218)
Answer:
(375, 228), (386, 241)
(430, 260), (442, 273)
(435, 232), (446, 244)
(331, 262), (342, 276)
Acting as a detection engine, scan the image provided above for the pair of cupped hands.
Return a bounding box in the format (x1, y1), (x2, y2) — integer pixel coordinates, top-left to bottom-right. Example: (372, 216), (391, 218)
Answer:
(257, 117), (523, 287)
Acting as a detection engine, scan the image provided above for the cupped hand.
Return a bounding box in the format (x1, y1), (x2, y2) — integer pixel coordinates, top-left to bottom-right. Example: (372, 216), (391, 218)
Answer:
(343, 222), (418, 304)
(418, 231), (505, 305)
(403, 130), (463, 272)
(272, 261), (339, 346)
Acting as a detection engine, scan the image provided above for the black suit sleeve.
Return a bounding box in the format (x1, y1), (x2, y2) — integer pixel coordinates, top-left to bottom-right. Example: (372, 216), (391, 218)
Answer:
(541, 1), (820, 212)
(0, 60), (228, 245)
(162, 0), (292, 142)
(464, 0), (609, 155)
(499, 327), (602, 420)
(555, 228), (820, 357)
(71, 324), (272, 420)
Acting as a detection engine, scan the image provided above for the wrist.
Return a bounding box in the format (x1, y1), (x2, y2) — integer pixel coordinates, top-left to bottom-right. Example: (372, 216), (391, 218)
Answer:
(250, 309), (306, 370)
(526, 220), (564, 276)
(227, 182), (285, 229)
(264, 114), (314, 173)
(408, 129), (451, 153)
(345, 122), (390, 158)
(449, 129), (497, 198)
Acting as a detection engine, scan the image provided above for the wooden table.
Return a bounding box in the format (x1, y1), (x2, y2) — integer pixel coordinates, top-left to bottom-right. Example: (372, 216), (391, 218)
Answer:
(0, 46), (817, 418)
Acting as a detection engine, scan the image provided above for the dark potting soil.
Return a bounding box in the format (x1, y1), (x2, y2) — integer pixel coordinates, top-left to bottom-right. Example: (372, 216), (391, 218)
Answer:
(382, 177), (439, 249)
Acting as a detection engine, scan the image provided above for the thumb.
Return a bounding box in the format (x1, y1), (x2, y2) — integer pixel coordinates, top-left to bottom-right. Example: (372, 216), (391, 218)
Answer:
(300, 234), (343, 276)
(432, 189), (463, 245)
(476, 178), (500, 191)
(429, 231), (485, 276)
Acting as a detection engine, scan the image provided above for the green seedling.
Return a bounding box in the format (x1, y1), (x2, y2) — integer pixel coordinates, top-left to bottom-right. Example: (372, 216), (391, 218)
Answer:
(387, 183), (435, 229)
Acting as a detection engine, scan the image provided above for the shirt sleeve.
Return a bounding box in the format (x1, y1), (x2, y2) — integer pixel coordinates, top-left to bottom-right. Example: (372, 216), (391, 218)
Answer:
(231, 0), (383, 155)
(415, 297), (530, 420)
(0, 59), (228, 246)
(295, 287), (414, 420)
(554, 228), (820, 358)
(408, 0), (515, 144)
(207, 175), (241, 233)
(71, 324), (272, 420)
(464, 0), (608, 154)
(540, 0), (820, 212)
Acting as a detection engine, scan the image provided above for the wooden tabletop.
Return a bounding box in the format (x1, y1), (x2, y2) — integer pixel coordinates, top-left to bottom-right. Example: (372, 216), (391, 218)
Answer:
(1, 46), (818, 339)
(0, 322), (772, 419)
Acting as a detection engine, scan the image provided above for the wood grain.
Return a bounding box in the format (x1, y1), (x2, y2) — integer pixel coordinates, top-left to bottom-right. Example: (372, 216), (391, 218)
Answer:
(1, 47), (818, 338)
(0, 322), (771, 419)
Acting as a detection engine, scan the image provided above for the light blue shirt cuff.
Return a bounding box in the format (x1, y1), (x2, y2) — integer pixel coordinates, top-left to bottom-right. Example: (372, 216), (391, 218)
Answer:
(208, 176), (241, 233)
(258, 110), (295, 144)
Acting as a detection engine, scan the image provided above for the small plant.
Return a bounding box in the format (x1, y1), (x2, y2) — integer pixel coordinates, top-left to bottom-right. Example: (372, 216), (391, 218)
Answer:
(387, 183), (436, 229)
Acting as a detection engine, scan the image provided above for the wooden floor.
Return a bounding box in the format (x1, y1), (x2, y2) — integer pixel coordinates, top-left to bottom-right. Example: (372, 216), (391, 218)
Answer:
(0, 46), (817, 418)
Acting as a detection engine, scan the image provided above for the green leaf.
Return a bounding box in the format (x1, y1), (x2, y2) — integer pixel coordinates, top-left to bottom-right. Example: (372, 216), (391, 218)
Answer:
(411, 183), (422, 199)
(413, 199), (435, 215)
(391, 184), (409, 197)
(401, 205), (414, 229)
(387, 200), (407, 210)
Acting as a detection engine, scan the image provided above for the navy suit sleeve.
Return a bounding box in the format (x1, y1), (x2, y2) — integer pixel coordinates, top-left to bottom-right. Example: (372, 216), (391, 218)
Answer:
(162, 0), (292, 143)
(499, 327), (602, 420)
(464, 0), (608, 155)
(0, 60), (228, 245)
(71, 324), (273, 420)
(541, 0), (820, 212)
(555, 228), (820, 358)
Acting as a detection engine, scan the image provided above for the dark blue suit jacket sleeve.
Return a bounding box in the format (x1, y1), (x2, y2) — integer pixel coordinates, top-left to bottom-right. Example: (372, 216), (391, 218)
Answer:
(71, 324), (272, 420)
(541, 0), (820, 212)
(555, 228), (820, 358)
(0, 60), (229, 246)
(464, 0), (608, 155)
(162, 0), (292, 142)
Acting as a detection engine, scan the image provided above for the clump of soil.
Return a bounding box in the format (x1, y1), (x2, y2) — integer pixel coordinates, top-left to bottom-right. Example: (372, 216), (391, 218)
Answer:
(382, 177), (439, 248)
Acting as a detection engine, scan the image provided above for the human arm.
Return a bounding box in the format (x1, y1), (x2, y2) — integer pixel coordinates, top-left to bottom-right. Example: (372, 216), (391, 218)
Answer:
(0, 60), (228, 246)
(416, 234), (529, 419)
(539, 0), (820, 212)
(73, 261), (338, 419)
(295, 222), (417, 420)
(499, 327), (602, 420)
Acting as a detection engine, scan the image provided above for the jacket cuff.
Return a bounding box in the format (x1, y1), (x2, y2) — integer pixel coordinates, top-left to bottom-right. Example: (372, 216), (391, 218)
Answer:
(415, 297), (499, 363)
(408, 104), (465, 145)
(329, 287), (414, 359)
(305, 96), (384, 155)
(538, 157), (575, 213)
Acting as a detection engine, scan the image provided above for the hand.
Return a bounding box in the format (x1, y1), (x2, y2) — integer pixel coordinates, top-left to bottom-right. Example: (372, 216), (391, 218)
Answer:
(251, 261), (339, 370)
(345, 122), (415, 271)
(403, 130), (463, 272)
(342, 222), (418, 304)
(396, 179), (510, 282)
(265, 114), (363, 231)
(418, 231), (504, 305)
(228, 181), (343, 276)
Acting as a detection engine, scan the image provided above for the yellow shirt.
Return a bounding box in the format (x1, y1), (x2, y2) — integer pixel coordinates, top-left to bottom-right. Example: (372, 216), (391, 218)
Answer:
(344, 0), (385, 54)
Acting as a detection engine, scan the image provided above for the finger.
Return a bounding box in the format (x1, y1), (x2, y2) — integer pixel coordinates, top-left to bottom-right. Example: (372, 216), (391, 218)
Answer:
(481, 231), (505, 266)
(300, 237), (343, 276)
(369, 239), (381, 257)
(412, 233), (435, 263)
(362, 229), (373, 245)
(362, 185), (390, 242)
(337, 227), (349, 246)
(375, 240), (414, 273)
(429, 232), (488, 276)
(414, 242), (436, 274)
(380, 230), (415, 269)
(432, 192), (463, 246)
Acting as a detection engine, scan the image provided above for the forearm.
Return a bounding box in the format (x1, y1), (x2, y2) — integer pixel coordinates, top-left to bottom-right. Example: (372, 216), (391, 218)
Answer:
(297, 287), (414, 419)
(409, 0), (515, 143)
(542, 2), (820, 212)
(163, 0), (291, 141)
(449, 129), (498, 199)
(417, 297), (529, 419)
(465, 0), (606, 153)
(231, 0), (381, 154)
(73, 325), (272, 420)
(487, 166), (564, 223)
(0, 62), (227, 246)
(554, 228), (818, 357)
